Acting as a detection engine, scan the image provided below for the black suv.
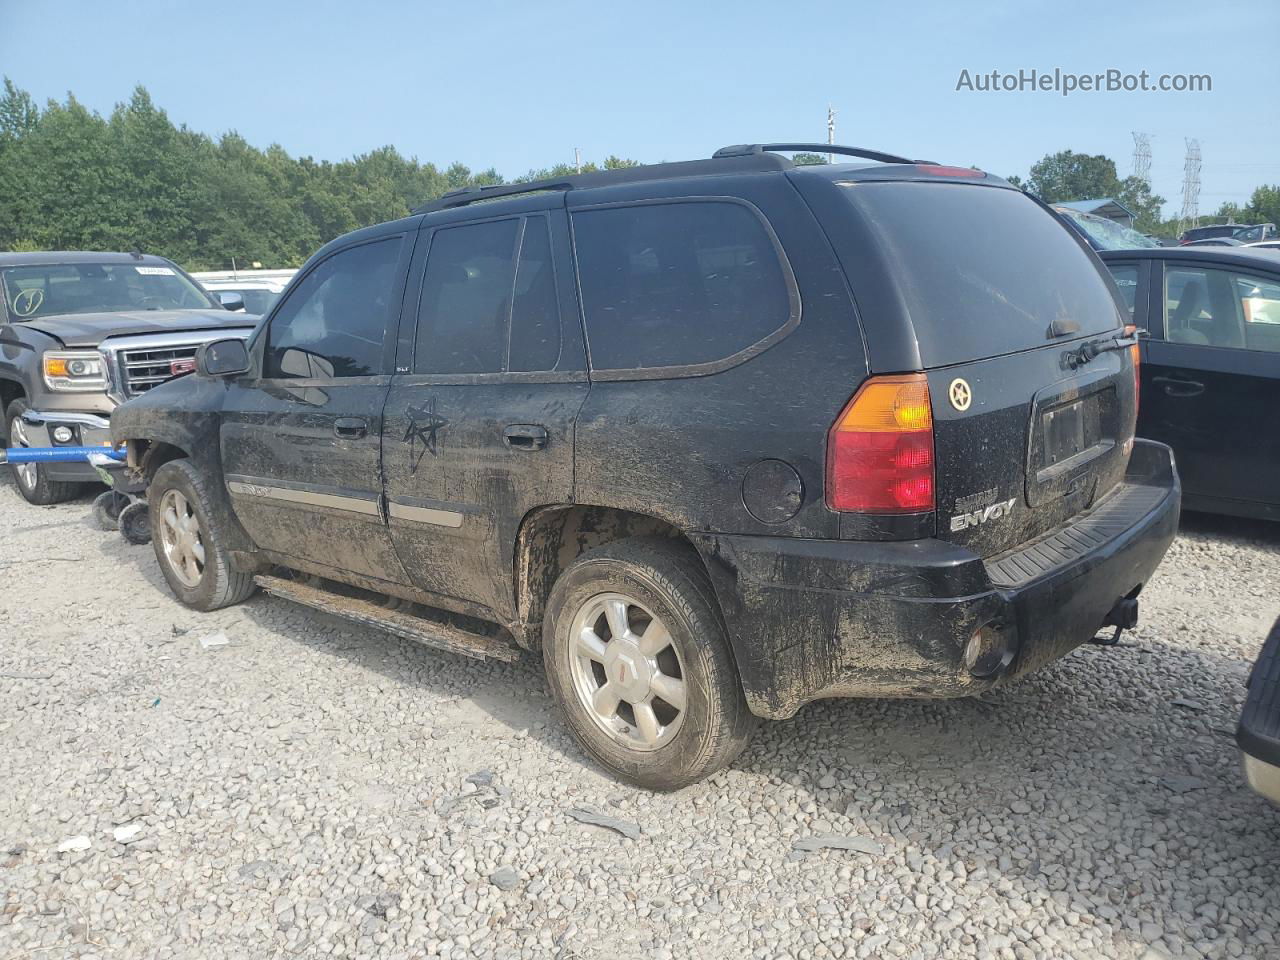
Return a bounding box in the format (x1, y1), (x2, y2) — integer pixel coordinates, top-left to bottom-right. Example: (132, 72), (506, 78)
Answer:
(111, 144), (1180, 788)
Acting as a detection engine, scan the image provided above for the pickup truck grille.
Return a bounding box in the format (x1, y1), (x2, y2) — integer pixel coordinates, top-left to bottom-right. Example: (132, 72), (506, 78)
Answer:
(121, 345), (200, 396)
(101, 328), (255, 403)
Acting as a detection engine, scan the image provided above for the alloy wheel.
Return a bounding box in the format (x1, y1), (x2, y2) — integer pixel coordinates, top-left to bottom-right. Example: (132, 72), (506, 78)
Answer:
(158, 489), (205, 587)
(9, 415), (36, 490)
(568, 592), (688, 751)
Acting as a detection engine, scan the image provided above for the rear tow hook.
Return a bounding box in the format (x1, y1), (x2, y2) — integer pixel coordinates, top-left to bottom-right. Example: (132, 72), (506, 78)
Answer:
(1091, 596), (1140, 647)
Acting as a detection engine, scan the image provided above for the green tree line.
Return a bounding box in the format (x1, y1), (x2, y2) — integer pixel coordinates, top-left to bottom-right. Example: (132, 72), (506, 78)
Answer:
(0, 79), (639, 271)
(4, 80), (1276, 264)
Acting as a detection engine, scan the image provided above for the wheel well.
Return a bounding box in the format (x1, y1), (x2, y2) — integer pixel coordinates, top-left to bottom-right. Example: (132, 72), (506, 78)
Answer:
(0, 379), (23, 417)
(513, 505), (706, 646)
(128, 440), (190, 481)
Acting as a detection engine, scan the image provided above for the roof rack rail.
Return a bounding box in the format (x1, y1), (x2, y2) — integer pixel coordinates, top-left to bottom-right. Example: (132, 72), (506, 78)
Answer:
(412, 151), (793, 215)
(713, 143), (923, 165)
(414, 180), (574, 215)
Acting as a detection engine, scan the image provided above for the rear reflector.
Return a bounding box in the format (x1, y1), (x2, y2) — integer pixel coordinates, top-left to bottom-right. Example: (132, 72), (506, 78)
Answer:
(827, 374), (936, 513)
(916, 164), (986, 179)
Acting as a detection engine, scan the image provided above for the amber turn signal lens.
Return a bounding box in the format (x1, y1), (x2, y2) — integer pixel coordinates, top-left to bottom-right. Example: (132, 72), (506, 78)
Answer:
(44, 356), (69, 378)
(831, 375), (932, 433)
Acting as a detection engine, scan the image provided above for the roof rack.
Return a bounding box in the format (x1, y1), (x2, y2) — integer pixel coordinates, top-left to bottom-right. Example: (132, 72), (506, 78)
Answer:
(418, 180), (575, 214)
(713, 143), (923, 165)
(412, 151), (792, 215)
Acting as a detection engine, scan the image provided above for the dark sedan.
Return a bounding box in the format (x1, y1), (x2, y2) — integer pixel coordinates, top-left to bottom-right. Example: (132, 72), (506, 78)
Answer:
(1098, 247), (1280, 521)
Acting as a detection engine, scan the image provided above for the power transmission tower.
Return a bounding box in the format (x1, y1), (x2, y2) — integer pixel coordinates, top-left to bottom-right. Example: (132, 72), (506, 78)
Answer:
(1178, 138), (1201, 234)
(1131, 132), (1152, 185)
(827, 105), (836, 164)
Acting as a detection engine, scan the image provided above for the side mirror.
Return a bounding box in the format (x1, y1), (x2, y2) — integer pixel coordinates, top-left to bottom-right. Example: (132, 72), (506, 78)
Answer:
(196, 338), (251, 378)
(217, 292), (246, 312)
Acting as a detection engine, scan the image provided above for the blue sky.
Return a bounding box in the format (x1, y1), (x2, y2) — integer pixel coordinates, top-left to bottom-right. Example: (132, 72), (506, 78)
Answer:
(3, 0), (1278, 217)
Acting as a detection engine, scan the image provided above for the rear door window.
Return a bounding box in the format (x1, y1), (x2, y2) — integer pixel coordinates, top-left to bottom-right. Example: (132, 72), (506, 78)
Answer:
(572, 200), (794, 372)
(415, 219), (519, 374)
(1166, 266), (1280, 353)
(840, 183), (1122, 366)
(414, 216), (564, 374)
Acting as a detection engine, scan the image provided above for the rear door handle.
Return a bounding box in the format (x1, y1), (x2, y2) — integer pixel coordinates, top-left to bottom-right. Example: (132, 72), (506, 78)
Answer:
(1151, 375), (1204, 398)
(334, 417), (368, 439)
(503, 424), (548, 450)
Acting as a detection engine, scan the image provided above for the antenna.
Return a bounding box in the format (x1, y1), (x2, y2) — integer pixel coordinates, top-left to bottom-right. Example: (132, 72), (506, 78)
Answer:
(827, 105), (837, 164)
(1131, 132), (1152, 185)
(1178, 138), (1202, 235)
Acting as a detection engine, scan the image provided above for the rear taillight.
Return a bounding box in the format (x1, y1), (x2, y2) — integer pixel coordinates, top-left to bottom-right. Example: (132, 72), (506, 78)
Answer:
(826, 373), (935, 513)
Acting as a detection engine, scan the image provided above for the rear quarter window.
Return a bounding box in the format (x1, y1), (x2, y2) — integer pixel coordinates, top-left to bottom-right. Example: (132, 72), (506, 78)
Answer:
(842, 183), (1123, 366)
(571, 199), (796, 374)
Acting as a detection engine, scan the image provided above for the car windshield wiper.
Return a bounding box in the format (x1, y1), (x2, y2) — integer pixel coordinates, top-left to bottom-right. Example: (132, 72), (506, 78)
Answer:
(1067, 329), (1145, 369)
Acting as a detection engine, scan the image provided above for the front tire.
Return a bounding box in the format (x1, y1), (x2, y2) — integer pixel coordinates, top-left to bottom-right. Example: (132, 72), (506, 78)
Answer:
(542, 538), (757, 790)
(6, 400), (81, 505)
(148, 459), (255, 611)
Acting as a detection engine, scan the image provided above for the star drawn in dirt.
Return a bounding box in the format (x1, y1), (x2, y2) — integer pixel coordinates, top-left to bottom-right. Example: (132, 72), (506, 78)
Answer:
(403, 397), (449, 473)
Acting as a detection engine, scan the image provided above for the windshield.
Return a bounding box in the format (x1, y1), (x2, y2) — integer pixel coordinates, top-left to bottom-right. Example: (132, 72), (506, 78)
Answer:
(1056, 208), (1158, 250)
(1, 262), (216, 320)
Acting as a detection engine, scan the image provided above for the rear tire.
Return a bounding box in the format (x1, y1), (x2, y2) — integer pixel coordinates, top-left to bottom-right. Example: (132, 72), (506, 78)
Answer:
(6, 400), (81, 505)
(542, 537), (757, 790)
(148, 459), (255, 611)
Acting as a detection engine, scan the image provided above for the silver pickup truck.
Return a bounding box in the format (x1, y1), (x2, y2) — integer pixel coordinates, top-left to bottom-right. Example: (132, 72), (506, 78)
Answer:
(0, 251), (255, 503)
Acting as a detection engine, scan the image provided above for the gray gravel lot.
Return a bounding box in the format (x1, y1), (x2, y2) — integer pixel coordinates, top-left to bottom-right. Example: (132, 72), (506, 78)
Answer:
(1, 473), (1278, 960)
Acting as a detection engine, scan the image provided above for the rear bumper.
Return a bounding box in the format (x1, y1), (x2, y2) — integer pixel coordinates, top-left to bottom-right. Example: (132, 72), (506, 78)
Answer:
(18, 409), (113, 482)
(1238, 616), (1280, 806)
(697, 439), (1180, 719)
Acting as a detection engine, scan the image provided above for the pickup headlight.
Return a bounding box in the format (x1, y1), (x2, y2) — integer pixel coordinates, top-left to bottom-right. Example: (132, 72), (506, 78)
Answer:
(43, 350), (108, 392)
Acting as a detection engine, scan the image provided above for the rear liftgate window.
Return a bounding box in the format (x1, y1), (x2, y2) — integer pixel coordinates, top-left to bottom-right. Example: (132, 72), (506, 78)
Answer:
(841, 182), (1123, 366)
(572, 200), (792, 372)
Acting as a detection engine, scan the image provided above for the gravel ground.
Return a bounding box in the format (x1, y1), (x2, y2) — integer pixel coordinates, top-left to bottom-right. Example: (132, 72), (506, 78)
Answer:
(1, 473), (1278, 960)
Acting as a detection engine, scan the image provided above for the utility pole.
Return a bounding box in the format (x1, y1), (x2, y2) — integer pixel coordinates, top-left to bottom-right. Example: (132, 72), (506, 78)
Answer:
(1178, 138), (1202, 235)
(1131, 132), (1152, 186)
(827, 105), (836, 164)
(574, 147), (582, 174)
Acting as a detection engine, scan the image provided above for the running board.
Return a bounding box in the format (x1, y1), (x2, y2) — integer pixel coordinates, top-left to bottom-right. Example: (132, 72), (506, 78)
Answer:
(254, 574), (522, 662)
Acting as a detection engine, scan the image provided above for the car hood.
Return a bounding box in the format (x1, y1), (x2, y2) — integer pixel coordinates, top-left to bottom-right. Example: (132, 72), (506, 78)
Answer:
(19, 310), (258, 348)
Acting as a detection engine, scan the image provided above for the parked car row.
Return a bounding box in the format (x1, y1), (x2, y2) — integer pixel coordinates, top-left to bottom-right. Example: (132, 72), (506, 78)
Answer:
(2, 144), (1275, 797)
(1180, 222), (1278, 245)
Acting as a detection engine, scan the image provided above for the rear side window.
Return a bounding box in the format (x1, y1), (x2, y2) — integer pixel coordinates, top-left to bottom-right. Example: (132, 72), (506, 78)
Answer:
(841, 183), (1122, 366)
(572, 200), (793, 372)
(414, 216), (563, 374)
